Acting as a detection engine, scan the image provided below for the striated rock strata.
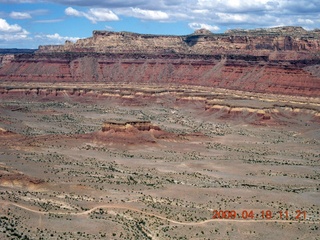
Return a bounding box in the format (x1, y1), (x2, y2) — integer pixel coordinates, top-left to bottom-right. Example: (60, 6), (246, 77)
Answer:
(102, 120), (161, 132)
(89, 120), (170, 145)
(37, 26), (320, 54)
(0, 26), (320, 97)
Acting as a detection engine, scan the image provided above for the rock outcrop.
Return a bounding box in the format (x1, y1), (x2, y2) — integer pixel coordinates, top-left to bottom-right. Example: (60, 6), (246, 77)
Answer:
(0, 172), (45, 189)
(102, 121), (161, 132)
(37, 26), (320, 54)
(0, 26), (320, 97)
(88, 120), (169, 145)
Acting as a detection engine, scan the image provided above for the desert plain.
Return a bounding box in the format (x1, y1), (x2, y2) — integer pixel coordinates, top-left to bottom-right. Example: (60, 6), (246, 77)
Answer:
(0, 26), (320, 239)
(0, 82), (319, 239)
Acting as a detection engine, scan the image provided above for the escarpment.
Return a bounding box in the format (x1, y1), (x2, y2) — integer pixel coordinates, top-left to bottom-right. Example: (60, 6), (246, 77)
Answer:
(0, 26), (320, 97)
(37, 26), (320, 54)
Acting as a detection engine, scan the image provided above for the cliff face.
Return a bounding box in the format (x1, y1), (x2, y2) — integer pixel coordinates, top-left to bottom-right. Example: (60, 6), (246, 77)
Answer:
(1, 26), (320, 97)
(37, 26), (320, 55)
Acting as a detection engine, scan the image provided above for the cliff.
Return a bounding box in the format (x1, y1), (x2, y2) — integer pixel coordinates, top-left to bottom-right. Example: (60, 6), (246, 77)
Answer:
(0, 26), (320, 97)
(37, 26), (320, 55)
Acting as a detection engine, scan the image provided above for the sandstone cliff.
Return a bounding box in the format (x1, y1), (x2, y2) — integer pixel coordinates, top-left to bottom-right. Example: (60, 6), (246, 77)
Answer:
(0, 26), (320, 97)
(37, 26), (320, 55)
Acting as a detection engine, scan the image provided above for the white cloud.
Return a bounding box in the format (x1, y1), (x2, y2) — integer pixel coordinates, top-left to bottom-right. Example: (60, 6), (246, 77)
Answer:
(0, 32), (29, 41)
(87, 8), (119, 22)
(0, 18), (24, 32)
(65, 7), (119, 23)
(298, 18), (315, 25)
(0, 18), (29, 41)
(130, 8), (169, 20)
(197, 0), (272, 13)
(65, 7), (82, 17)
(188, 22), (220, 32)
(33, 19), (64, 23)
(35, 33), (80, 43)
(216, 13), (250, 23)
(0, 0), (35, 2)
(192, 9), (209, 14)
(9, 11), (32, 19)
(46, 33), (79, 42)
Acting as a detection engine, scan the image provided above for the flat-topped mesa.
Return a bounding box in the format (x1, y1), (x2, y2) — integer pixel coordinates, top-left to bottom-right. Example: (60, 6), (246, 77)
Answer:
(102, 121), (161, 132)
(226, 26), (309, 35)
(38, 30), (188, 54)
(37, 26), (320, 54)
(2, 26), (320, 97)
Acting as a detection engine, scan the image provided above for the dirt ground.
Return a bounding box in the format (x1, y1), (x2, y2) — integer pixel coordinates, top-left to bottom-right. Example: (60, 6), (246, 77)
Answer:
(0, 83), (319, 239)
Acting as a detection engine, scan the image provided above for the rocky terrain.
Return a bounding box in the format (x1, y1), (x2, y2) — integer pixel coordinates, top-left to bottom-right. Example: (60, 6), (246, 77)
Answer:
(37, 26), (320, 54)
(0, 26), (319, 239)
(0, 26), (320, 96)
(0, 85), (319, 239)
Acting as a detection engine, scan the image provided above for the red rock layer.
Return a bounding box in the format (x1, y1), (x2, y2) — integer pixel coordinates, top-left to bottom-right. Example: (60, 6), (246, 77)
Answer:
(0, 53), (319, 97)
(1, 27), (320, 97)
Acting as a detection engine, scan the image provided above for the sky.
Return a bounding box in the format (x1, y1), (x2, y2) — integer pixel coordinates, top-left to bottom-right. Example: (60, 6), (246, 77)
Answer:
(0, 0), (320, 48)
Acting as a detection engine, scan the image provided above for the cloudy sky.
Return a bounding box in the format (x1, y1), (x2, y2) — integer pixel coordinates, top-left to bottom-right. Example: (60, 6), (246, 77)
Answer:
(0, 0), (320, 48)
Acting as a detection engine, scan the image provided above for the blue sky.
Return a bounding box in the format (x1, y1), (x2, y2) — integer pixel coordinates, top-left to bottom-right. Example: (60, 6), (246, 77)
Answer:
(0, 0), (320, 48)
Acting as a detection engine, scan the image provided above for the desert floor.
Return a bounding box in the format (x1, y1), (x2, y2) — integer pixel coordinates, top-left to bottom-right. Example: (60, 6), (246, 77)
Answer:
(0, 83), (319, 239)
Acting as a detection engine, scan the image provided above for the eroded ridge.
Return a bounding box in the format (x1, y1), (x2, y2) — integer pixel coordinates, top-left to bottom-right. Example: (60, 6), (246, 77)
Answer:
(1, 26), (320, 96)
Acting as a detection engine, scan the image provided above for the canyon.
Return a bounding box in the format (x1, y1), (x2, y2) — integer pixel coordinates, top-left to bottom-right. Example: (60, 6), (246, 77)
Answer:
(0, 26), (320, 97)
(0, 26), (319, 239)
